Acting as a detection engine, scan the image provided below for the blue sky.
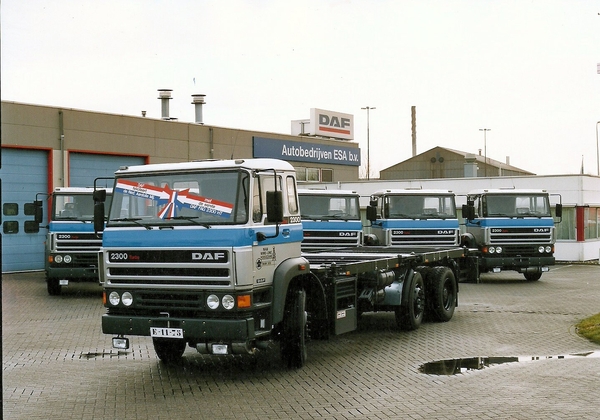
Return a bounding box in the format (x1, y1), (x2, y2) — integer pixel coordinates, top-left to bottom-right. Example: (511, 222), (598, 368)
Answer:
(2, 0), (599, 176)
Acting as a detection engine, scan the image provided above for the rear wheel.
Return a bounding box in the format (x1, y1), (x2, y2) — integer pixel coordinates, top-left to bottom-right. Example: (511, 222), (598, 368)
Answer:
(280, 289), (307, 369)
(395, 271), (425, 331)
(427, 267), (457, 322)
(153, 338), (186, 364)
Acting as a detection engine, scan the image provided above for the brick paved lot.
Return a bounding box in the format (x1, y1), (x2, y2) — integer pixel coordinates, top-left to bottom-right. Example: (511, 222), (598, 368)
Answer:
(3, 265), (600, 419)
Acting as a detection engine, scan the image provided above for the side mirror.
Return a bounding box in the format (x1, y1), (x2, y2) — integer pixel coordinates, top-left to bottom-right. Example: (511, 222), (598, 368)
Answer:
(266, 191), (283, 223)
(366, 205), (377, 222)
(555, 203), (562, 219)
(93, 189), (107, 202)
(462, 204), (476, 221)
(33, 200), (44, 224)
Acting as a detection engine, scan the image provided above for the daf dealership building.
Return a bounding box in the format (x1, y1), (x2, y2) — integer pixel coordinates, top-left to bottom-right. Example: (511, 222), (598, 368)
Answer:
(1, 99), (599, 272)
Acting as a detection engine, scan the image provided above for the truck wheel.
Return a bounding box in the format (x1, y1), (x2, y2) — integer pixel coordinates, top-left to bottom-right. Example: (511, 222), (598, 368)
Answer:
(395, 271), (425, 331)
(152, 338), (186, 364)
(524, 272), (542, 281)
(47, 278), (61, 296)
(280, 289), (307, 369)
(427, 267), (457, 322)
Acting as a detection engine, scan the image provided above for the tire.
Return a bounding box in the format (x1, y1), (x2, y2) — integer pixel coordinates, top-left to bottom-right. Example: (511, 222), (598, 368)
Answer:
(280, 289), (307, 369)
(152, 338), (186, 364)
(524, 271), (542, 281)
(395, 271), (425, 331)
(47, 277), (61, 296)
(427, 267), (457, 322)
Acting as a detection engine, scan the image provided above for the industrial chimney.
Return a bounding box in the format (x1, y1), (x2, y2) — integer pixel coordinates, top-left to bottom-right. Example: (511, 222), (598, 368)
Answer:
(411, 106), (417, 157)
(191, 94), (206, 124)
(157, 89), (172, 120)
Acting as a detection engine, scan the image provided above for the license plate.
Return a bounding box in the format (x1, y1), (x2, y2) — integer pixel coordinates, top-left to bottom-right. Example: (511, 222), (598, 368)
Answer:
(150, 327), (183, 338)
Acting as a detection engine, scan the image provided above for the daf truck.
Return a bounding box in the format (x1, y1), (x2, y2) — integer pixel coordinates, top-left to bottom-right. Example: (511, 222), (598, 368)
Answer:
(298, 189), (363, 251)
(365, 189), (460, 248)
(33, 187), (112, 295)
(94, 159), (467, 369)
(461, 189), (562, 281)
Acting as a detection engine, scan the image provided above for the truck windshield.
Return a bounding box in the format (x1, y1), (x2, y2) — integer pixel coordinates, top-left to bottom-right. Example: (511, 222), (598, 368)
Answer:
(299, 194), (360, 220)
(53, 194), (112, 221)
(107, 170), (250, 226)
(386, 195), (456, 219)
(483, 194), (551, 217)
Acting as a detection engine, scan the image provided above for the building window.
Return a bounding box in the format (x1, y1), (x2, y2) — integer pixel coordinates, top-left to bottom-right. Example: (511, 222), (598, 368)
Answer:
(321, 169), (333, 182)
(295, 167), (332, 182)
(585, 207), (598, 240)
(3, 221), (19, 234)
(556, 206), (575, 240)
(3, 203), (18, 216)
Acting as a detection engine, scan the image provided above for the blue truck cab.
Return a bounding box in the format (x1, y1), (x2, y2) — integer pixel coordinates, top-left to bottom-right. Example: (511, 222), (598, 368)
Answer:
(366, 189), (459, 248)
(461, 189), (562, 281)
(35, 187), (112, 295)
(297, 189), (363, 251)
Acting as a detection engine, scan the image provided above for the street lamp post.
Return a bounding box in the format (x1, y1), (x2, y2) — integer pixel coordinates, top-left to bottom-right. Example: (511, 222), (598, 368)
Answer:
(479, 128), (491, 177)
(362, 106), (376, 180)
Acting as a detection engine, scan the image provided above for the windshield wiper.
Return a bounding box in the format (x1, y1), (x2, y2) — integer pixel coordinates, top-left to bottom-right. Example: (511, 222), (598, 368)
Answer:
(170, 216), (211, 228)
(56, 217), (87, 222)
(110, 217), (152, 230)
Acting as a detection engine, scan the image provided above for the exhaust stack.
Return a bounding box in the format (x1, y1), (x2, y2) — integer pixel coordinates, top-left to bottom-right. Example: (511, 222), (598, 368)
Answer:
(191, 94), (206, 124)
(157, 89), (172, 120)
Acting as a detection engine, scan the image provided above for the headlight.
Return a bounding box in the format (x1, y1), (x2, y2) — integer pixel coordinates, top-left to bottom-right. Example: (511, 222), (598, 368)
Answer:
(121, 292), (133, 306)
(222, 295), (235, 310)
(54, 255), (63, 263)
(545, 246), (552, 253)
(495, 246), (502, 254)
(207, 294), (219, 310)
(489, 247), (495, 254)
(63, 255), (72, 263)
(108, 291), (120, 306)
(538, 246), (545, 253)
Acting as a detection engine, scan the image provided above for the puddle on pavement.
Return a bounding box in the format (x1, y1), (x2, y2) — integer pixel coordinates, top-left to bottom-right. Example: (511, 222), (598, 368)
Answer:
(419, 351), (600, 375)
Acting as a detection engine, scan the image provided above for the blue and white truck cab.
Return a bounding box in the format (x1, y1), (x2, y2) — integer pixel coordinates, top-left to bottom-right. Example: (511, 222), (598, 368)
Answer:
(33, 187), (113, 295)
(93, 159), (465, 369)
(297, 189), (363, 251)
(366, 189), (460, 248)
(461, 188), (562, 281)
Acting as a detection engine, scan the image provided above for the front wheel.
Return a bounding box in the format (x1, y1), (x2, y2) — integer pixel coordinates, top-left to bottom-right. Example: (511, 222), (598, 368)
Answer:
(153, 338), (186, 364)
(47, 277), (62, 296)
(524, 271), (542, 281)
(395, 271), (425, 331)
(280, 289), (307, 369)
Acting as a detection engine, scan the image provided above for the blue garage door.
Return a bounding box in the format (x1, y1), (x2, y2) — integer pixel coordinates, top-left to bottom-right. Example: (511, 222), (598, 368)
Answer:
(1, 148), (48, 272)
(69, 153), (146, 187)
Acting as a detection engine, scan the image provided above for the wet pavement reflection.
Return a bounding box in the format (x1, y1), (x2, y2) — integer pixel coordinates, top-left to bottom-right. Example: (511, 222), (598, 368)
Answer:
(419, 351), (600, 375)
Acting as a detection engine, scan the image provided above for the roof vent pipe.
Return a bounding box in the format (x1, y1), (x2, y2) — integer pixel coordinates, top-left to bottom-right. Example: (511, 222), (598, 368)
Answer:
(157, 89), (172, 120)
(192, 94), (206, 124)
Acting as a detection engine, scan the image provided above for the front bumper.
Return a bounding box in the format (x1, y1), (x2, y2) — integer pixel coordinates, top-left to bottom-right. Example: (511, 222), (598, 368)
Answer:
(46, 266), (99, 281)
(479, 255), (555, 270)
(102, 313), (256, 342)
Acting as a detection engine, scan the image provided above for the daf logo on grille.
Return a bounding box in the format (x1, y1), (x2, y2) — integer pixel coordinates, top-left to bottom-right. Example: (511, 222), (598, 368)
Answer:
(192, 251), (227, 262)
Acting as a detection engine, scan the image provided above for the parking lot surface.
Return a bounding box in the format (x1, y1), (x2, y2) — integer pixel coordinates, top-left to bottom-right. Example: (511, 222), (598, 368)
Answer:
(3, 264), (600, 419)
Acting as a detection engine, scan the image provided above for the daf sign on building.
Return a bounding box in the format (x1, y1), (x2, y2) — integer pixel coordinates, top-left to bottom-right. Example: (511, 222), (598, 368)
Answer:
(310, 108), (354, 140)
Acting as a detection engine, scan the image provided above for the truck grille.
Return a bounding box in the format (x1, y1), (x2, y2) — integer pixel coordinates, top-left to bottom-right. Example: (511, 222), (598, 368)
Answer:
(390, 229), (458, 247)
(104, 249), (232, 288)
(55, 233), (102, 252)
(302, 230), (361, 250)
(489, 227), (552, 244)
